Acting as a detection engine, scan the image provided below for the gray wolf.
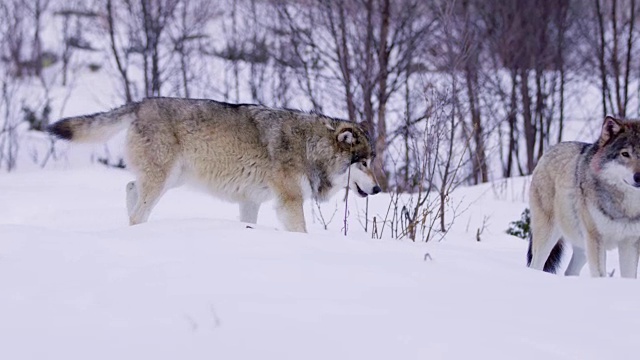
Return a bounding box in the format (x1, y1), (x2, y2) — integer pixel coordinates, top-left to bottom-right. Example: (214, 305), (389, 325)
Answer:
(527, 116), (640, 278)
(48, 97), (381, 232)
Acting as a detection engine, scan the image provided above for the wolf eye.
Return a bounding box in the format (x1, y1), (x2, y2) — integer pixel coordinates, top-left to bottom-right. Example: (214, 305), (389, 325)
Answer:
(621, 151), (630, 158)
(361, 161), (367, 167)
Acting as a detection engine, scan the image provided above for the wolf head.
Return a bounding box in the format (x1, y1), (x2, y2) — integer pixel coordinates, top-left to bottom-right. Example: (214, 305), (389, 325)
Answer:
(594, 115), (640, 188)
(333, 122), (381, 197)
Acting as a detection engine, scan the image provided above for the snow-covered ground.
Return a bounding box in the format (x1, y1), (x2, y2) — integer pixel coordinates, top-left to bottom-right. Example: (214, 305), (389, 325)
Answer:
(1, 167), (639, 360)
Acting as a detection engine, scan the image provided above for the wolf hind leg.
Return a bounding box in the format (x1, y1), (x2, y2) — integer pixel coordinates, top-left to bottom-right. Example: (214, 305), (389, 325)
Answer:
(239, 200), (260, 224)
(528, 222), (562, 273)
(125, 122), (181, 226)
(128, 174), (169, 225)
(618, 240), (640, 279)
(564, 245), (586, 276)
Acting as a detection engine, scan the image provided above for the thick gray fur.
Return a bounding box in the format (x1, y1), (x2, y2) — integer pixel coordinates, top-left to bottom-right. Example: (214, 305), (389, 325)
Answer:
(49, 97), (381, 232)
(528, 116), (640, 278)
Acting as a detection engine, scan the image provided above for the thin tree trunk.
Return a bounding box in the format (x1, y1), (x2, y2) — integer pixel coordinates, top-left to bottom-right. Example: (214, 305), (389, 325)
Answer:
(33, 0), (43, 77)
(465, 65), (487, 184)
(506, 71), (518, 178)
(535, 67), (545, 161)
(61, 13), (70, 86)
(337, 1), (356, 122)
(141, 0), (150, 96)
(595, 0), (608, 117)
(232, 0), (239, 102)
(520, 69), (536, 174)
(556, 3), (567, 143)
(362, 0), (375, 132)
(375, 0), (390, 190)
(107, 0), (132, 102)
(611, 0), (623, 116)
(403, 55), (412, 191)
(623, 0), (636, 115)
(440, 78), (457, 233)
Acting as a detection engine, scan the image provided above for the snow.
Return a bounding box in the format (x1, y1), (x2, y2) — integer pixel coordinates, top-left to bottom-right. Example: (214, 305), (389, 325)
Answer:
(1, 168), (640, 359)
(2, 3), (637, 358)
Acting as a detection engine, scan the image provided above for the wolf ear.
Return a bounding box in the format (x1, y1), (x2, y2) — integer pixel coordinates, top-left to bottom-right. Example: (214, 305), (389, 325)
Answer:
(601, 115), (624, 143)
(337, 129), (355, 145)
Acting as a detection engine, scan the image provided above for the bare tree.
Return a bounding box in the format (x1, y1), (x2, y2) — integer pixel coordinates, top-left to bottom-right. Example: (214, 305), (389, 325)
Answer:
(54, 4), (99, 86)
(105, 0), (134, 102)
(101, 0), (223, 101)
(168, 0), (217, 98)
(1, 0), (55, 78)
(26, 0), (52, 77)
(593, 0), (637, 118)
(479, 0), (573, 175)
(275, 0), (431, 190)
(0, 77), (21, 171)
(135, 0), (180, 97)
(271, 1), (323, 110)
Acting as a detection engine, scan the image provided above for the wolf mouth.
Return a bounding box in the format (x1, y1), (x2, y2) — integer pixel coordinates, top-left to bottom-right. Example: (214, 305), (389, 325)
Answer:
(623, 180), (640, 188)
(355, 184), (368, 197)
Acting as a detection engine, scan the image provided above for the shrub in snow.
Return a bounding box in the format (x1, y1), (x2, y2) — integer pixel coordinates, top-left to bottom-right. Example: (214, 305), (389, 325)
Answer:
(506, 208), (530, 240)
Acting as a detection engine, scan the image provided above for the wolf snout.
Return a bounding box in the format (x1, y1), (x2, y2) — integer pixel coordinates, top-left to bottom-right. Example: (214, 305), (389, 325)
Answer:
(354, 183), (381, 197)
(626, 172), (640, 188)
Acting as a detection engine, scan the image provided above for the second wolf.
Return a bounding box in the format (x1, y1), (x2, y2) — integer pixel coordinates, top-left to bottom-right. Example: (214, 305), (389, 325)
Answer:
(48, 97), (381, 232)
(528, 116), (640, 278)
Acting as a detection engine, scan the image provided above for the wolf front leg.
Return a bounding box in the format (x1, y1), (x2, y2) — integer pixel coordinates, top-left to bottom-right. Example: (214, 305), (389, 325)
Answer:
(581, 210), (607, 277)
(275, 200), (306, 232)
(584, 231), (607, 277)
(617, 239), (640, 279)
(239, 200), (260, 224)
(564, 245), (587, 276)
(271, 176), (307, 233)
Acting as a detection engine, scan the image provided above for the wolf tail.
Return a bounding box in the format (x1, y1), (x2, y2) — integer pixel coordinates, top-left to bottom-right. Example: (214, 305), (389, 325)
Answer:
(48, 102), (139, 143)
(526, 234), (564, 274)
